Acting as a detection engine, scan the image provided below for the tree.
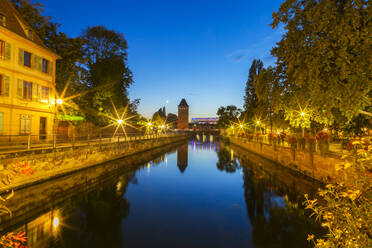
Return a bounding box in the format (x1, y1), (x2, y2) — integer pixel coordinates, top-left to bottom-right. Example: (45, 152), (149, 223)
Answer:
(81, 26), (134, 125)
(243, 59), (263, 120)
(254, 66), (285, 131)
(217, 105), (241, 129)
(271, 0), (371, 125)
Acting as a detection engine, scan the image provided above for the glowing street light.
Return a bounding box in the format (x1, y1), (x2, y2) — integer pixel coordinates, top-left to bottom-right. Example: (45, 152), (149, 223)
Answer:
(53, 217), (59, 228)
(147, 122), (152, 126)
(56, 98), (63, 105)
(117, 119), (124, 125)
(301, 112), (305, 116)
(239, 124), (243, 128)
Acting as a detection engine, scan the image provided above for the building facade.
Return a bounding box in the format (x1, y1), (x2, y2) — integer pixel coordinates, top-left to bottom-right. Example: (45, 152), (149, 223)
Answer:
(177, 98), (189, 130)
(0, 0), (60, 141)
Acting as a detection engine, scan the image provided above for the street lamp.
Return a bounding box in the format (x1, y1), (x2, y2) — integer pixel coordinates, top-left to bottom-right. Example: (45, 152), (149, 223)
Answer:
(117, 119), (124, 125)
(300, 111), (306, 136)
(56, 98), (63, 105)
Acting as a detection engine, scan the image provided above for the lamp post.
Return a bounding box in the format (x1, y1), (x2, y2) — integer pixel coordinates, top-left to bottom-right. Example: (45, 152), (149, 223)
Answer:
(300, 112), (305, 137)
(53, 98), (63, 149)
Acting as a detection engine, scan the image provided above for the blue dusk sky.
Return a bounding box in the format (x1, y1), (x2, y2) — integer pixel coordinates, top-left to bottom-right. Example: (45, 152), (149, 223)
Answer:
(38, 0), (284, 118)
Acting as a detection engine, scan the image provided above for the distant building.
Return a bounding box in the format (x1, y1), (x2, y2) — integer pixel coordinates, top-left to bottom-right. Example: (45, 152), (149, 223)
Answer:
(177, 98), (189, 130)
(191, 117), (219, 125)
(191, 117), (219, 131)
(166, 113), (177, 129)
(0, 0), (60, 140)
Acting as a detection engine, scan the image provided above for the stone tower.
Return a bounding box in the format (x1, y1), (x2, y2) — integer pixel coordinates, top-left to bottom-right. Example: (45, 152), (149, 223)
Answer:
(177, 98), (189, 130)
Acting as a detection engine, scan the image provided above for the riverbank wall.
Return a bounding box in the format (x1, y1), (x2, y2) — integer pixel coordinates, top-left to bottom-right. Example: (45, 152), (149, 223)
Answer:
(0, 133), (189, 194)
(225, 136), (343, 183)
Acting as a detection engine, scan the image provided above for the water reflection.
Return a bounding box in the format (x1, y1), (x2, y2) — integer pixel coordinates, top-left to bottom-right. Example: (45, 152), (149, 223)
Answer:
(190, 135), (219, 151)
(177, 144), (188, 173)
(242, 166), (323, 247)
(216, 147), (241, 173)
(11, 172), (134, 248)
(231, 144), (325, 248)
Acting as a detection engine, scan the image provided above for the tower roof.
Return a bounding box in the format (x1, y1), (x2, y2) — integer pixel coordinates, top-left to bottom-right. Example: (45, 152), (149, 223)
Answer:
(0, 0), (60, 57)
(178, 98), (189, 107)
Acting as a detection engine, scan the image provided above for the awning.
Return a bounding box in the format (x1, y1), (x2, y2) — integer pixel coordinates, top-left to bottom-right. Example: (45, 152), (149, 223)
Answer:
(56, 115), (84, 121)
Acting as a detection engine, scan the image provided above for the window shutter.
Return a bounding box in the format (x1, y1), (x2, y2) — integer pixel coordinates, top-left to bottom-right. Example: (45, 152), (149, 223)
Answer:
(17, 79), (23, 98)
(3, 75), (9, 96)
(37, 84), (41, 101)
(32, 83), (38, 101)
(49, 61), (53, 76)
(36, 56), (42, 71)
(39, 57), (43, 71)
(49, 87), (53, 102)
(18, 48), (24, 65)
(5, 43), (11, 60)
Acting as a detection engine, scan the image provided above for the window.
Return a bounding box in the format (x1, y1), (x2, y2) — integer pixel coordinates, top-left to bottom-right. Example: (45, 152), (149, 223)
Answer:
(27, 29), (33, 40)
(42, 59), (49, 73)
(20, 114), (31, 134)
(24, 51), (31, 67)
(0, 74), (2, 95)
(41, 86), (49, 101)
(0, 14), (5, 27)
(23, 81), (32, 100)
(0, 40), (4, 59)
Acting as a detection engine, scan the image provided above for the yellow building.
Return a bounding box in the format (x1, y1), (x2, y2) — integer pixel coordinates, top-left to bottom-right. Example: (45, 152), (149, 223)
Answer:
(0, 0), (60, 141)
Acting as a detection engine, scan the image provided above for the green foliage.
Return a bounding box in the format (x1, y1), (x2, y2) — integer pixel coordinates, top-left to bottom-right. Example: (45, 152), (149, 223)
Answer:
(243, 59), (263, 120)
(81, 26), (133, 126)
(304, 137), (372, 247)
(271, 0), (371, 125)
(217, 105), (241, 129)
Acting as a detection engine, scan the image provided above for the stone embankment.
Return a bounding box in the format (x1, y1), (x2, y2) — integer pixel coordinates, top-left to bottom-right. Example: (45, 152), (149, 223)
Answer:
(226, 136), (343, 183)
(0, 133), (189, 193)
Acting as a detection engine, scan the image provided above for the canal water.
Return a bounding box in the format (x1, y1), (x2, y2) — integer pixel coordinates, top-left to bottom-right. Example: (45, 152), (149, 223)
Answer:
(3, 138), (323, 248)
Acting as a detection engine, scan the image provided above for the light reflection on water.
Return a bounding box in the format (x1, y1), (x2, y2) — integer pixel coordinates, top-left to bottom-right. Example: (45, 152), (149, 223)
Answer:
(4, 138), (323, 248)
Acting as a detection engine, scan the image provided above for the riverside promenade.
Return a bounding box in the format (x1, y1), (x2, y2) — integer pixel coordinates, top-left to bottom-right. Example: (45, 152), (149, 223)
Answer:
(0, 133), (190, 194)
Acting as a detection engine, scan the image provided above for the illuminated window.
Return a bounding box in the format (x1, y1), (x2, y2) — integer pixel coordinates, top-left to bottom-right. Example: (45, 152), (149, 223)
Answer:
(42, 59), (49, 73)
(20, 114), (31, 134)
(41, 86), (49, 101)
(24, 51), (31, 67)
(23, 81), (32, 100)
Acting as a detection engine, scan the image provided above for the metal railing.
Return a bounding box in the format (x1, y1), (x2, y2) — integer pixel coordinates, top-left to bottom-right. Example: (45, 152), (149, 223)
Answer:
(0, 131), (184, 153)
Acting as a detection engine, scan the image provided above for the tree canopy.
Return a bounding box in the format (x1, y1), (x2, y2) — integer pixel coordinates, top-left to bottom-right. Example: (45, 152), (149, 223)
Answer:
(243, 59), (263, 120)
(271, 0), (371, 125)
